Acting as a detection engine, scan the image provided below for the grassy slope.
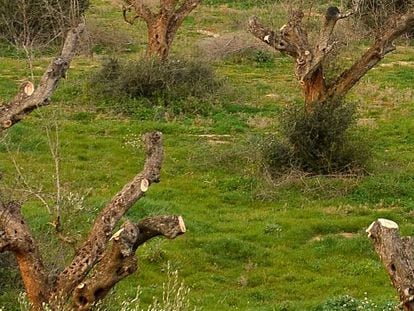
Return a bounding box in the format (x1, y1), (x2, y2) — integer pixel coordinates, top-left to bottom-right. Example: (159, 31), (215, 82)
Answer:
(1, 0), (414, 310)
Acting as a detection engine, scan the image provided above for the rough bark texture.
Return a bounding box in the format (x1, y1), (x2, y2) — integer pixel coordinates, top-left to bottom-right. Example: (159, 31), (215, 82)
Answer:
(248, 7), (414, 107)
(0, 16), (186, 310)
(0, 23), (85, 131)
(52, 132), (164, 301)
(1, 131), (186, 309)
(123, 0), (201, 60)
(72, 216), (186, 310)
(367, 219), (414, 311)
(0, 201), (50, 309)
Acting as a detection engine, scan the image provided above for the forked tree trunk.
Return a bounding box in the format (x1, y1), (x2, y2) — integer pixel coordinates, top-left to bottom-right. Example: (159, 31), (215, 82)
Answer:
(123, 0), (201, 61)
(0, 20), (187, 311)
(367, 219), (414, 311)
(248, 7), (414, 109)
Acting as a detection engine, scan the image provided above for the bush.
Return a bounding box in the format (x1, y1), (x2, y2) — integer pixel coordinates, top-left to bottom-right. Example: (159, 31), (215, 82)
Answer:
(89, 57), (225, 115)
(0, 0), (89, 46)
(261, 98), (371, 177)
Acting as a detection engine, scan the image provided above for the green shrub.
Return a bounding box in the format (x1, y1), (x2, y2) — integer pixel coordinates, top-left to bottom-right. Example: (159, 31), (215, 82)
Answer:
(89, 57), (225, 115)
(261, 98), (371, 177)
(0, 0), (89, 46)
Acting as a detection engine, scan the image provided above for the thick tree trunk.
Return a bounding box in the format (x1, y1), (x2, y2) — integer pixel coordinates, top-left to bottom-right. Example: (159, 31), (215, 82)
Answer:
(367, 219), (414, 311)
(147, 20), (173, 60)
(72, 216), (186, 310)
(0, 201), (50, 309)
(123, 0), (201, 61)
(249, 8), (414, 107)
(302, 67), (327, 105)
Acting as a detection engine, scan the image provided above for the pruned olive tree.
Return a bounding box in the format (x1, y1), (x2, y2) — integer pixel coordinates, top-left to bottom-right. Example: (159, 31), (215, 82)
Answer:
(248, 4), (414, 108)
(122, 0), (202, 60)
(0, 17), (186, 311)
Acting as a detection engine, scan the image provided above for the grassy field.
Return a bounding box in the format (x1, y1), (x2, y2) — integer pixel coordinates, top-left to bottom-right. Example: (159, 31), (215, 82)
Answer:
(1, 0), (414, 310)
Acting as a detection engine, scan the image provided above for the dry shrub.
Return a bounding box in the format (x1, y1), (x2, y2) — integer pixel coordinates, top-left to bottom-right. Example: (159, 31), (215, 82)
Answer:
(349, 0), (414, 36)
(89, 57), (225, 115)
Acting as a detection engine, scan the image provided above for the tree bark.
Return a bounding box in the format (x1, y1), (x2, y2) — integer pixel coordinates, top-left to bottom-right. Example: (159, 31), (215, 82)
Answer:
(123, 0), (201, 61)
(248, 7), (414, 107)
(52, 132), (164, 301)
(72, 216), (186, 310)
(367, 219), (414, 311)
(0, 23), (85, 131)
(0, 16), (186, 310)
(0, 201), (50, 309)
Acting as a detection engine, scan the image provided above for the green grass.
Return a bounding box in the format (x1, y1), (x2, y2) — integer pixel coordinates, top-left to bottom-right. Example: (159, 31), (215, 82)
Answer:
(1, 0), (414, 310)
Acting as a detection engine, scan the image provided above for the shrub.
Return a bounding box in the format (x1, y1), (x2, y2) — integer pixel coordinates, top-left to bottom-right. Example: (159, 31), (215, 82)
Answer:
(261, 98), (371, 177)
(0, 0), (89, 47)
(89, 57), (225, 115)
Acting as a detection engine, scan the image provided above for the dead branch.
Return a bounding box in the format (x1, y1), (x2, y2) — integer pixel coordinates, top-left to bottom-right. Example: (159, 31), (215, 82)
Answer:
(367, 219), (414, 311)
(0, 22), (85, 131)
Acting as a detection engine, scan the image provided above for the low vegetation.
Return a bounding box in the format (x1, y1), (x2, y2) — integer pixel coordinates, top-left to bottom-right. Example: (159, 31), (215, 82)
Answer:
(261, 98), (371, 178)
(89, 57), (225, 115)
(1, 0), (414, 310)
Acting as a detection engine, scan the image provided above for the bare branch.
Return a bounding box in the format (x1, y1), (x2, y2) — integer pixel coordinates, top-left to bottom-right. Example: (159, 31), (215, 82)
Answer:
(123, 0), (154, 24)
(52, 132), (164, 301)
(303, 7), (353, 81)
(0, 22), (85, 131)
(327, 10), (414, 99)
(122, 5), (141, 25)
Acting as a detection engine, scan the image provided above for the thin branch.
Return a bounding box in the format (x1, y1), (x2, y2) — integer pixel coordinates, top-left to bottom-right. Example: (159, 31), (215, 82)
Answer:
(0, 21), (85, 131)
(123, 0), (154, 24)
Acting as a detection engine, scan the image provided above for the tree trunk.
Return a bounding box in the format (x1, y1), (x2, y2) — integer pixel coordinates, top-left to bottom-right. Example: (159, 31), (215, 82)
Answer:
(123, 0), (201, 61)
(147, 20), (172, 60)
(249, 8), (414, 107)
(367, 219), (414, 311)
(302, 67), (327, 106)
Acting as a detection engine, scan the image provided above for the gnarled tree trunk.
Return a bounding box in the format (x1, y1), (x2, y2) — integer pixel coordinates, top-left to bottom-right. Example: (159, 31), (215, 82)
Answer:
(248, 7), (414, 109)
(123, 0), (201, 61)
(0, 20), (187, 311)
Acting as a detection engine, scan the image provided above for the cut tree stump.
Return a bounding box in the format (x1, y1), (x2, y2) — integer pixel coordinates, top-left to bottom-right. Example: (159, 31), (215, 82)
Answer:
(367, 219), (414, 311)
